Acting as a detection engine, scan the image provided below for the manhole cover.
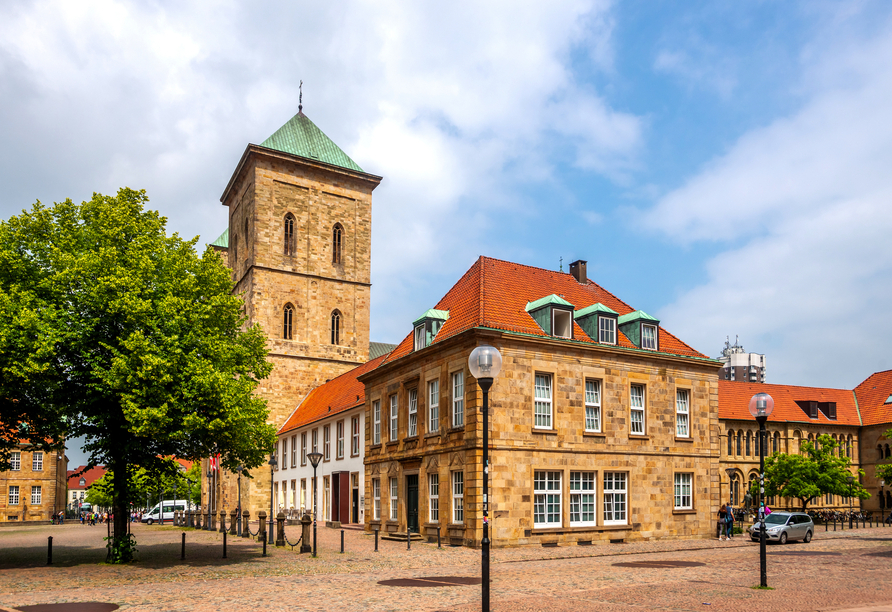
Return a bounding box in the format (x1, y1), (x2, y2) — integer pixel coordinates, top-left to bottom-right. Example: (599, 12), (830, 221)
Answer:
(16, 605), (119, 612)
(612, 560), (705, 568)
(378, 576), (483, 587)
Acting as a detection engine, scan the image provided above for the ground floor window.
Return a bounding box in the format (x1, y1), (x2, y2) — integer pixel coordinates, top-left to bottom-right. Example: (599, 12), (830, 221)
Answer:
(300, 479), (307, 512)
(429, 474), (439, 522)
(603, 472), (627, 525)
(372, 478), (381, 520)
(674, 473), (692, 509)
(569, 472), (596, 526)
(534, 471), (562, 528)
(389, 477), (398, 521)
(452, 472), (464, 523)
(323, 476), (330, 521)
(31, 485), (42, 505)
(8, 485), (19, 505)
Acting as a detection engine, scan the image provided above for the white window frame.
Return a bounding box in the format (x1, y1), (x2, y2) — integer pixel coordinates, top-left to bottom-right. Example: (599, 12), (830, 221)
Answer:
(603, 472), (627, 525)
(429, 474), (439, 522)
(630, 384), (645, 435)
(389, 477), (399, 521)
(428, 379), (439, 433)
(291, 435), (297, 467)
(570, 472), (596, 526)
(389, 394), (398, 441)
(10, 452), (20, 471)
(281, 437), (288, 470)
(9, 485), (19, 505)
(641, 324), (657, 350)
(312, 428), (318, 454)
(301, 432), (307, 466)
(323, 424), (330, 461)
(408, 388), (418, 437)
(351, 416), (360, 456)
(534, 374), (553, 429)
(32, 451), (43, 471)
(31, 485), (42, 505)
(598, 316), (616, 344)
(533, 471), (562, 528)
(414, 325), (425, 351)
(552, 308), (572, 339)
(373, 400), (381, 445)
(674, 473), (692, 510)
(336, 421), (344, 459)
(452, 471), (464, 523)
(452, 372), (464, 428)
(585, 379), (601, 432)
(372, 478), (381, 520)
(676, 389), (690, 438)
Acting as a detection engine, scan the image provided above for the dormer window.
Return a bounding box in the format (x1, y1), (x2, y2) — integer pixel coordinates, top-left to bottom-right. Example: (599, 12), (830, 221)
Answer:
(600, 317), (616, 344)
(618, 310), (660, 351)
(641, 324), (657, 350)
(574, 303), (618, 345)
(526, 294), (575, 340)
(413, 309), (449, 351)
(886, 394), (892, 405)
(79, 478), (86, 487)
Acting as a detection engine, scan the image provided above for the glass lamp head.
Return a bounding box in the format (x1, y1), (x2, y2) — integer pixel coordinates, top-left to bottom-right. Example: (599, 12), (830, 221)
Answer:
(847, 475), (855, 484)
(269, 454), (278, 468)
(747, 392), (774, 419)
(307, 451), (323, 468)
(468, 345), (502, 379)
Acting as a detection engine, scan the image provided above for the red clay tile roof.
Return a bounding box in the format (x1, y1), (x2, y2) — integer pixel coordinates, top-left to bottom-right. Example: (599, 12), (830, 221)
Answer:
(383, 256), (709, 365)
(855, 370), (892, 427)
(278, 352), (391, 435)
(719, 380), (860, 426)
(67, 465), (107, 490)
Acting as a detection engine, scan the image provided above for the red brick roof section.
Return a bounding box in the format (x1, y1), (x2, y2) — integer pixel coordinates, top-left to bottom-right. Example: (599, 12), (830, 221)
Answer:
(67, 465), (108, 490)
(719, 380), (860, 426)
(855, 369), (892, 427)
(384, 256), (707, 365)
(278, 352), (391, 435)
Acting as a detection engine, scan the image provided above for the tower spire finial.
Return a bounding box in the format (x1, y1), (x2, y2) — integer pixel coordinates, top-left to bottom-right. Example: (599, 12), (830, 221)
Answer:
(299, 80), (303, 113)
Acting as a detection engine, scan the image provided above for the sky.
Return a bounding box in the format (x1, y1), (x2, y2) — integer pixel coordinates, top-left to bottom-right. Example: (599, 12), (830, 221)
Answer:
(3, 1), (892, 465)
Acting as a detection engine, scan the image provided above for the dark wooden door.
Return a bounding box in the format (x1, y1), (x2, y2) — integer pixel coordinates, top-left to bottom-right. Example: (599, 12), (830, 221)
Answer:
(407, 475), (419, 533)
(352, 487), (359, 523)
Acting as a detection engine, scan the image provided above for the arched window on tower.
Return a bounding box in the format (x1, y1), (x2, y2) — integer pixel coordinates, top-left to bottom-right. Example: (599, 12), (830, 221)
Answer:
(330, 310), (341, 345)
(736, 431), (742, 456)
(773, 431), (780, 454)
(745, 431), (751, 456)
(332, 224), (343, 264)
(283, 303), (294, 340)
(755, 429), (760, 456)
(284, 214), (296, 256)
(727, 430), (734, 456)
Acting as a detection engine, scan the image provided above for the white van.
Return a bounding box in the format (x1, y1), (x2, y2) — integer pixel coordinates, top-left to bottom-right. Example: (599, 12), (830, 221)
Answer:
(141, 500), (190, 525)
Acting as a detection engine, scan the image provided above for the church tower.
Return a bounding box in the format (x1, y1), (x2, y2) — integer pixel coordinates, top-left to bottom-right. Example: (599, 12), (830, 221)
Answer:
(208, 108), (382, 514)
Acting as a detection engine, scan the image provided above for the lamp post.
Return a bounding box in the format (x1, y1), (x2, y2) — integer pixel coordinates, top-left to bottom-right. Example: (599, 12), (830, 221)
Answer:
(206, 469), (213, 531)
(848, 474), (855, 529)
(468, 344), (502, 612)
(268, 455), (278, 545)
(748, 391), (774, 588)
(307, 451), (323, 557)
(236, 465), (243, 537)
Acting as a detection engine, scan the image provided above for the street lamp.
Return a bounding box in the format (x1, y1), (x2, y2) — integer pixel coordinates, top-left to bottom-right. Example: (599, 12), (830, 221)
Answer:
(236, 465), (243, 537)
(268, 455), (278, 545)
(206, 468), (213, 531)
(848, 474), (855, 529)
(748, 391), (774, 588)
(307, 451), (323, 557)
(468, 344), (502, 612)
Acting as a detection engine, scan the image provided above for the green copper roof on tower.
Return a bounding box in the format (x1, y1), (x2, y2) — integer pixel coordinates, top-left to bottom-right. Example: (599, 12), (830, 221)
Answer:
(261, 111), (363, 173)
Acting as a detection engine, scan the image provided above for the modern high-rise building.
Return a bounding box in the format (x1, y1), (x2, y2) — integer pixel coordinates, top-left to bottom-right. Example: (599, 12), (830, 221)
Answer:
(718, 336), (766, 383)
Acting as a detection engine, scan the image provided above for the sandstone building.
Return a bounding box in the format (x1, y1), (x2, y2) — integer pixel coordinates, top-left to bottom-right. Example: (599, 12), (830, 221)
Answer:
(0, 446), (67, 523)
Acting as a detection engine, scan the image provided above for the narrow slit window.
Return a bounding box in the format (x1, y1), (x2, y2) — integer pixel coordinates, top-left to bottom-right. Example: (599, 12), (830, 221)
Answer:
(283, 304), (294, 340)
(331, 310), (341, 345)
(332, 224), (343, 264)
(284, 213), (296, 256)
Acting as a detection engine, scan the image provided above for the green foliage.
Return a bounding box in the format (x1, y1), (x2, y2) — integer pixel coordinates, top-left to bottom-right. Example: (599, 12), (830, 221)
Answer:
(105, 532), (138, 564)
(874, 430), (892, 484)
(751, 434), (869, 510)
(88, 458), (202, 509)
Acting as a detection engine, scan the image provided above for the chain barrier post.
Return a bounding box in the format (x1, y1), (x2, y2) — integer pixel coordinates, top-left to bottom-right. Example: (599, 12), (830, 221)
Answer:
(340, 529), (344, 553)
(262, 535), (267, 557)
(374, 528), (379, 552)
(276, 512), (286, 547)
(181, 532), (186, 560)
(223, 530), (227, 559)
(242, 511), (251, 538)
(47, 536), (53, 565)
(407, 529), (411, 551)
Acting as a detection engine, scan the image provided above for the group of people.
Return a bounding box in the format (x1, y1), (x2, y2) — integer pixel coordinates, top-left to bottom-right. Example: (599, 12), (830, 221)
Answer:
(79, 511), (111, 525)
(718, 501), (772, 540)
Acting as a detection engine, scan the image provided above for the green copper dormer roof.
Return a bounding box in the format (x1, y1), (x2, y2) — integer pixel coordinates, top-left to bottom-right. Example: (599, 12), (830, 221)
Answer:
(574, 303), (618, 319)
(525, 294), (574, 312)
(617, 310), (659, 325)
(210, 228), (229, 248)
(261, 111), (363, 172)
(412, 308), (450, 327)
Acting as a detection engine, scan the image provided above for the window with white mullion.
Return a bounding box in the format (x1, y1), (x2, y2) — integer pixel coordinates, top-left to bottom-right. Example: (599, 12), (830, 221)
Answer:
(301, 433), (307, 465)
(10, 452), (20, 471)
(676, 390), (690, 438)
(452, 472), (464, 523)
(674, 473), (692, 509)
(585, 380), (601, 432)
(372, 479), (381, 520)
(389, 477), (399, 521)
(533, 471), (562, 528)
(630, 385), (645, 435)
(570, 472), (596, 526)
(534, 374), (553, 429)
(351, 417), (360, 456)
(603, 472), (627, 525)
(429, 474), (439, 522)
(598, 316), (616, 344)
(373, 400), (381, 445)
(408, 388), (418, 437)
(31, 485), (41, 505)
(428, 380), (439, 433)
(33, 452), (43, 471)
(389, 395), (399, 441)
(8, 485), (19, 505)
(452, 373), (464, 428)
(336, 421), (344, 459)
(641, 324), (657, 350)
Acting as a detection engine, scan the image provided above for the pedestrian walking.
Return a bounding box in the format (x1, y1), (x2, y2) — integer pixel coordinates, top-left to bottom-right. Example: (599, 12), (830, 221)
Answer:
(717, 504), (729, 540)
(726, 500), (735, 539)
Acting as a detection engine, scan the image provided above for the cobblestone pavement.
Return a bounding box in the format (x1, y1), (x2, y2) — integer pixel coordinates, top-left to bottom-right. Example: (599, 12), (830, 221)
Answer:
(2, 521), (892, 611)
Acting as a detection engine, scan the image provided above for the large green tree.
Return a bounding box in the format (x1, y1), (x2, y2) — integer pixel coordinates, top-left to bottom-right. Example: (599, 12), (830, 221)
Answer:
(753, 434), (869, 511)
(87, 459), (202, 511)
(0, 189), (275, 561)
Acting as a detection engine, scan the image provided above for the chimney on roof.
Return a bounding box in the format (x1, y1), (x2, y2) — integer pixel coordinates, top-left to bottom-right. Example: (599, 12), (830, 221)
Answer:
(569, 260), (587, 284)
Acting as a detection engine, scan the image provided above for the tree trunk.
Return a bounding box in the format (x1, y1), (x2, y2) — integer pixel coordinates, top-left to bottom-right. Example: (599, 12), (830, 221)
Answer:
(111, 455), (133, 563)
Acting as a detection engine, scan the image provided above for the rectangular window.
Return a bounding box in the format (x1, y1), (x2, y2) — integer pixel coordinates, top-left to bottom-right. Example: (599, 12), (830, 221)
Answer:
(32, 451), (43, 471)
(570, 472), (596, 526)
(389, 394), (398, 441)
(9, 485), (19, 505)
(603, 472), (627, 524)
(389, 477), (399, 521)
(336, 421), (344, 459)
(674, 473), (692, 509)
(31, 485), (42, 505)
(351, 417), (360, 456)
(323, 425), (331, 461)
(10, 452), (20, 471)
(408, 388), (418, 437)
(630, 385), (645, 435)
(552, 309), (572, 338)
(676, 390), (690, 438)
(323, 476), (330, 520)
(414, 325), (425, 351)
(291, 435), (297, 467)
(301, 479), (307, 510)
(281, 438), (288, 470)
(373, 400), (381, 445)
(428, 380), (440, 433)
(452, 472), (464, 523)
(312, 429), (318, 454)
(598, 317), (616, 344)
(372, 479), (381, 520)
(301, 433), (307, 466)
(274, 443), (279, 470)
(429, 474), (439, 522)
(533, 471), (562, 528)
(452, 372), (464, 428)
(534, 374), (553, 429)
(585, 380), (601, 432)
(641, 324), (657, 350)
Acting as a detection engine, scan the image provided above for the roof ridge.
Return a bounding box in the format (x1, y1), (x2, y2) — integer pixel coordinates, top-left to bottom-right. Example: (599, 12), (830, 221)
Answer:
(719, 379), (852, 392)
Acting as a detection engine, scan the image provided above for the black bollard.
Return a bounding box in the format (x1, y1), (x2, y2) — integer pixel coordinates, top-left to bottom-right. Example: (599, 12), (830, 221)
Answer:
(407, 529), (411, 551)
(374, 528), (378, 552)
(262, 535), (267, 557)
(438, 530), (442, 549)
(223, 530), (227, 559)
(340, 530), (344, 554)
(47, 536), (53, 565)
(825, 520), (828, 532)
(834, 520), (837, 531)
(181, 532), (186, 560)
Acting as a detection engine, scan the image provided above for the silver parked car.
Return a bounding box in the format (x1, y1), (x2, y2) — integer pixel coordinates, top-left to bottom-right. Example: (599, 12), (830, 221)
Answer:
(750, 512), (814, 544)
